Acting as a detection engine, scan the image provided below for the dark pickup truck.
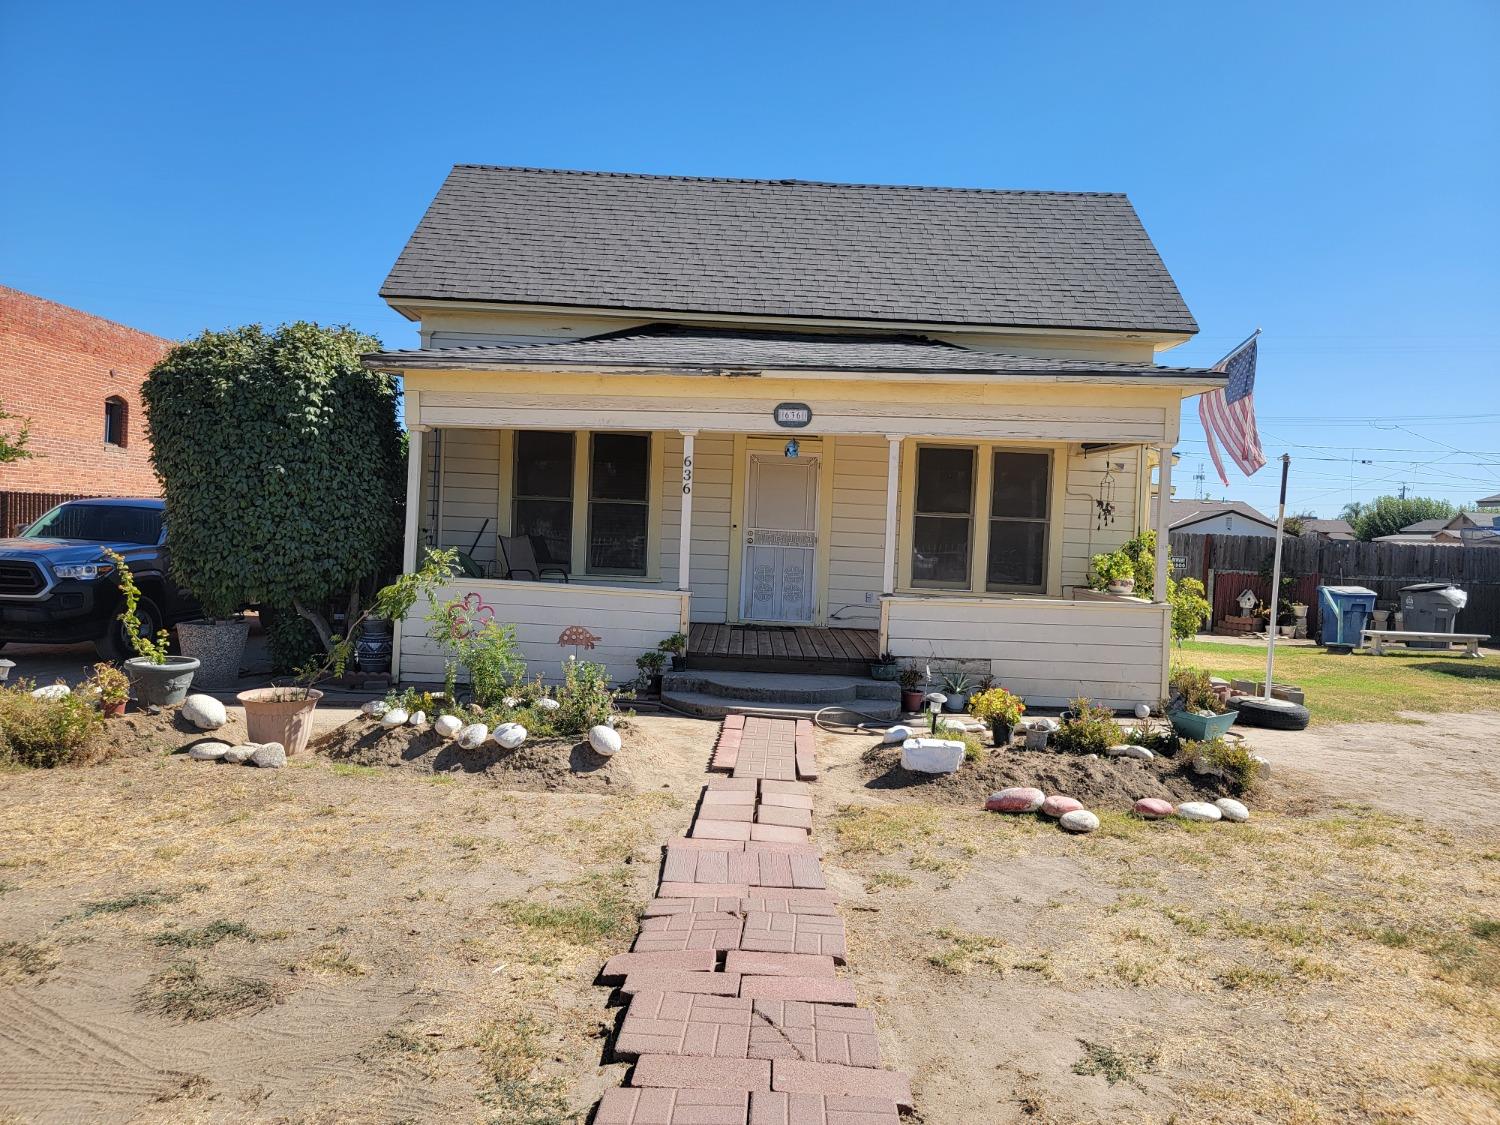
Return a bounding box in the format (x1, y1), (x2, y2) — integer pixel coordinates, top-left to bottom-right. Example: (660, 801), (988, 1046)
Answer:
(0, 498), (199, 658)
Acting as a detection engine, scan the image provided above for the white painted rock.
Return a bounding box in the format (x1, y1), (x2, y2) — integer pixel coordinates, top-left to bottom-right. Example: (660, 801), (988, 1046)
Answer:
(434, 714), (463, 739)
(188, 741), (230, 761)
(1040, 794), (1084, 818)
(1134, 703), (1152, 720)
(535, 697), (560, 712)
(1134, 797), (1175, 819)
(361, 700), (388, 717)
(1121, 744), (1154, 761)
(985, 787), (1045, 813)
(883, 725), (915, 744)
(1027, 717), (1060, 733)
(899, 738), (965, 774)
(31, 684), (70, 701)
(381, 707), (409, 728)
(1215, 798), (1250, 822)
(492, 723), (527, 750)
(1059, 809), (1101, 833)
(1177, 801), (1222, 822)
(181, 694), (227, 730)
(457, 723), (488, 750)
(1250, 754), (1272, 778)
(250, 742), (287, 769)
(502, 696), (520, 708)
(408, 710), (426, 728)
(222, 743), (256, 764)
(1190, 757), (1223, 778)
(1106, 743), (1133, 756)
(588, 724), (622, 756)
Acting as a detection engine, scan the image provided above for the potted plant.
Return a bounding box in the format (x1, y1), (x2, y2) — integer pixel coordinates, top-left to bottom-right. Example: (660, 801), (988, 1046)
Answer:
(869, 651), (900, 681)
(238, 549), (457, 756)
(104, 550), (199, 707)
(635, 648), (667, 696)
(1166, 666), (1236, 741)
(969, 686), (1025, 746)
(940, 672), (972, 712)
(176, 609), (250, 690)
(658, 632), (688, 671)
(1090, 550), (1136, 595)
(898, 666), (926, 713)
(90, 662), (130, 717)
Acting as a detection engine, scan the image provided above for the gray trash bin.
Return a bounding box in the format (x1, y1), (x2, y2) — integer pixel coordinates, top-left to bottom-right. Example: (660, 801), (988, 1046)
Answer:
(1399, 582), (1468, 649)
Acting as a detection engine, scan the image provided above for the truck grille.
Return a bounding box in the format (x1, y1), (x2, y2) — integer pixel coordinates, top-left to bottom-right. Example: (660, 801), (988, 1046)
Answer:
(0, 562), (44, 596)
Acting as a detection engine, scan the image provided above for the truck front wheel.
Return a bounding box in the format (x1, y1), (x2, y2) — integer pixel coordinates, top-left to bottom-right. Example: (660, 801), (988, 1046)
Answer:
(96, 596), (163, 661)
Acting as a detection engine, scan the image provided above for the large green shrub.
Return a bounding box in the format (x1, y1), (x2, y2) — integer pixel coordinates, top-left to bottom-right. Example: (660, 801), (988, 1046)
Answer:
(1352, 495), (1455, 541)
(143, 323), (404, 638)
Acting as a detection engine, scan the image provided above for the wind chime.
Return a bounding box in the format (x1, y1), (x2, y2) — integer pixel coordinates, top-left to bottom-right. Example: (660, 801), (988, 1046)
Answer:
(1094, 465), (1117, 529)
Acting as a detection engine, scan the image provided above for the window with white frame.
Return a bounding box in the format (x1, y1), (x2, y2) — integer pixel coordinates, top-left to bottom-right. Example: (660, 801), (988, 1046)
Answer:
(513, 430), (654, 577)
(910, 443), (1053, 593)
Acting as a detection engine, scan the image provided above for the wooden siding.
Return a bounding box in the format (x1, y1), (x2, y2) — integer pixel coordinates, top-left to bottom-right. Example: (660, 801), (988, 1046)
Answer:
(884, 595), (1168, 710)
(399, 579), (687, 685)
(1061, 446), (1142, 591)
(660, 432), (734, 622)
(827, 435), (888, 629)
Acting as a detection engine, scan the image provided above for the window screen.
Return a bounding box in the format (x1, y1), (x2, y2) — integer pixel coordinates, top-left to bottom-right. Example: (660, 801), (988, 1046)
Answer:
(986, 450), (1049, 590)
(514, 431), (574, 569)
(911, 446), (974, 587)
(588, 433), (650, 574)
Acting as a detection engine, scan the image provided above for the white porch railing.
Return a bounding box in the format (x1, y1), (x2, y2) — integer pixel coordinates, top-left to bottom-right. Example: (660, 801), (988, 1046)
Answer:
(397, 579), (690, 686)
(881, 593), (1169, 710)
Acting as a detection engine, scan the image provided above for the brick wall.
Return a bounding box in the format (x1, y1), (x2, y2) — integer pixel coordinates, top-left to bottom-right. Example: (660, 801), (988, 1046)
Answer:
(0, 285), (172, 497)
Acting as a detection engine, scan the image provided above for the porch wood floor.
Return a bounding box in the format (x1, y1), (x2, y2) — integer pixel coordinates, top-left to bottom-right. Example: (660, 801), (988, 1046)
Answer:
(687, 623), (880, 676)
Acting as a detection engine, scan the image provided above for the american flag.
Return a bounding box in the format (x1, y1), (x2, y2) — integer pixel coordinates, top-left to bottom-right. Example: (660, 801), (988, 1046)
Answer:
(1198, 334), (1266, 486)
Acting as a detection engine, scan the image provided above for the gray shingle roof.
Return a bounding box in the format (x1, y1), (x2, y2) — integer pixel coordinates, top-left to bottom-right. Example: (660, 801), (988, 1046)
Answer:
(1167, 499), (1277, 531)
(365, 324), (1223, 380)
(380, 166), (1199, 334)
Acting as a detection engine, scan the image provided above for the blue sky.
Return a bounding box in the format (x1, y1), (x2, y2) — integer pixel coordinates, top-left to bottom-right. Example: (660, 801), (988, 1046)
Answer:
(2, 1), (1496, 516)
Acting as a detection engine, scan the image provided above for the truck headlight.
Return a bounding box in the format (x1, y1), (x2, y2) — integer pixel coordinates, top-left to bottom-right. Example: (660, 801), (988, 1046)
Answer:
(55, 563), (114, 580)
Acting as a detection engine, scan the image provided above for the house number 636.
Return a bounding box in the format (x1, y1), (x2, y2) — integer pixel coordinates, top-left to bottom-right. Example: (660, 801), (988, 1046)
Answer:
(682, 455), (693, 495)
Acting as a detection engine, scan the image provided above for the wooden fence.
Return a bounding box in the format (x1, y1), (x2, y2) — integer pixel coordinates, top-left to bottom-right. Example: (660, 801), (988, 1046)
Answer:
(0, 491), (104, 536)
(1170, 532), (1500, 640)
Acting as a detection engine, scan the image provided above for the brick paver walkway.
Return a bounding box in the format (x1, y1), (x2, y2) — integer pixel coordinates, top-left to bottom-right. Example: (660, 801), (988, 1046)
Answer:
(591, 716), (913, 1122)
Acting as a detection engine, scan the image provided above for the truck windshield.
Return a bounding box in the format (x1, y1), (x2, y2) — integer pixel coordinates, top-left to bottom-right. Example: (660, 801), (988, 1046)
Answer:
(23, 504), (163, 545)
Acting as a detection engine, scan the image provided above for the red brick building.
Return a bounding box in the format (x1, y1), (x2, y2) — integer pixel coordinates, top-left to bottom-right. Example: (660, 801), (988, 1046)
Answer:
(0, 285), (173, 531)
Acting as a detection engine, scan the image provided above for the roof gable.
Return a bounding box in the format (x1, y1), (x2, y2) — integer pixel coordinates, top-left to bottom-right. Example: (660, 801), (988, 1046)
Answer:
(381, 166), (1198, 334)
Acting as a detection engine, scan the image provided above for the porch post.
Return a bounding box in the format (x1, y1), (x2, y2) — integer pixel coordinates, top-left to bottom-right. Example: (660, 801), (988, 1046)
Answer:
(394, 408), (424, 682)
(882, 435), (901, 594)
(678, 430), (696, 592)
(1154, 444), (1172, 602)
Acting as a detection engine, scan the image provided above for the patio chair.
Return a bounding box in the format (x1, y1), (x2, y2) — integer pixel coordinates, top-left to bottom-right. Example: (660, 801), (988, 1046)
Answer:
(497, 534), (569, 582)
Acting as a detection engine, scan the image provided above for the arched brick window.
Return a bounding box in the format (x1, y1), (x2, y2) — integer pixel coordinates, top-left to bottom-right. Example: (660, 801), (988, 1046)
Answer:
(104, 396), (128, 447)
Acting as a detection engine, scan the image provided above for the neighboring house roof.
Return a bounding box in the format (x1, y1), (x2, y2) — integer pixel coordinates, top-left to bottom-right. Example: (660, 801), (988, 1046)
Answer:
(380, 165), (1199, 334)
(1300, 518), (1356, 540)
(1399, 518), (1450, 534)
(1166, 499), (1277, 532)
(1453, 511), (1500, 529)
(1374, 532), (1464, 545)
(1477, 492), (1500, 506)
(367, 324), (1223, 381)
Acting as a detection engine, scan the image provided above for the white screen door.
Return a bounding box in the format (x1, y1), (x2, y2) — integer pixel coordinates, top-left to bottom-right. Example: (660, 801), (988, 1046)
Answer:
(740, 454), (818, 623)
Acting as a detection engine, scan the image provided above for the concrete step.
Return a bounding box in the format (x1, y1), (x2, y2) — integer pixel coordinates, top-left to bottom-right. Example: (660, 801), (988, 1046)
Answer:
(661, 670), (901, 722)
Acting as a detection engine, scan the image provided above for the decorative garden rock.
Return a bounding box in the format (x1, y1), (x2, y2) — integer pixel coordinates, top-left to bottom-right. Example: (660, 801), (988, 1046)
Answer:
(408, 711), (427, 728)
(1250, 754), (1273, 778)
(984, 787), (1045, 813)
(188, 741), (230, 761)
(31, 684), (70, 701)
(588, 724), (622, 756)
(434, 715), (463, 738)
(1120, 744), (1154, 761)
(181, 694), (227, 731)
(493, 723), (527, 750)
(1134, 797), (1175, 819)
(1134, 703), (1152, 720)
(458, 723), (488, 750)
(1177, 801), (1222, 822)
(1040, 795), (1084, 818)
(381, 707), (409, 728)
(883, 725), (915, 745)
(899, 738), (965, 774)
(1106, 743), (1133, 756)
(1215, 798), (1250, 822)
(502, 696), (520, 708)
(535, 697), (560, 712)
(1059, 809), (1100, 833)
(222, 744), (256, 764)
(361, 700), (388, 717)
(250, 742), (287, 769)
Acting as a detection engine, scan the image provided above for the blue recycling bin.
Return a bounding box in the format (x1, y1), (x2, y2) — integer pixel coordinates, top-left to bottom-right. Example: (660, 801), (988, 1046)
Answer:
(1318, 585), (1377, 648)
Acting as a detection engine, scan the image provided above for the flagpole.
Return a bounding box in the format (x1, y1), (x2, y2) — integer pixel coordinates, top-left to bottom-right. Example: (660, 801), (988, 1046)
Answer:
(1213, 327), (1262, 369)
(1263, 454), (1290, 699)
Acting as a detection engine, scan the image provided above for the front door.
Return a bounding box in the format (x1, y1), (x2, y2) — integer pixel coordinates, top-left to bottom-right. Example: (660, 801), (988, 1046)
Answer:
(740, 454), (818, 624)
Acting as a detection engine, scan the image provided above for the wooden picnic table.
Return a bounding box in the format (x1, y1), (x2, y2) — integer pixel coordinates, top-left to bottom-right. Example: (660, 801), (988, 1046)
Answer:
(1361, 629), (1488, 658)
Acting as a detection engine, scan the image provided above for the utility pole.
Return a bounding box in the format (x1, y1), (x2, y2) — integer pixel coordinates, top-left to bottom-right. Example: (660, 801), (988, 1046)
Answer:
(1193, 462), (1207, 500)
(1399, 482), (1408, 500)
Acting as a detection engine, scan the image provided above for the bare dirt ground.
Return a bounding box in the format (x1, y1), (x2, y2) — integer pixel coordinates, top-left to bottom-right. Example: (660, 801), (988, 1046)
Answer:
(0, 714), (718, 1124)
(1, 711), (1497, 1124)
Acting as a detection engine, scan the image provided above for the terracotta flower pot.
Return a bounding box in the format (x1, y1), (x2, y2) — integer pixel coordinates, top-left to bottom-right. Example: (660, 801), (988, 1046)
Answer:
(237, 687), (324, 756)
(103, 700), (127, 718)
(900, 689), (925, 713)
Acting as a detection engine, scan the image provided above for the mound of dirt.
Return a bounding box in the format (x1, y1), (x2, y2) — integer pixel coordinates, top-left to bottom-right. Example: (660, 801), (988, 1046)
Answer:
(108, 705), (250, 760)
(859, 741), (1275, 811)
(311, 715), (635, 793)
